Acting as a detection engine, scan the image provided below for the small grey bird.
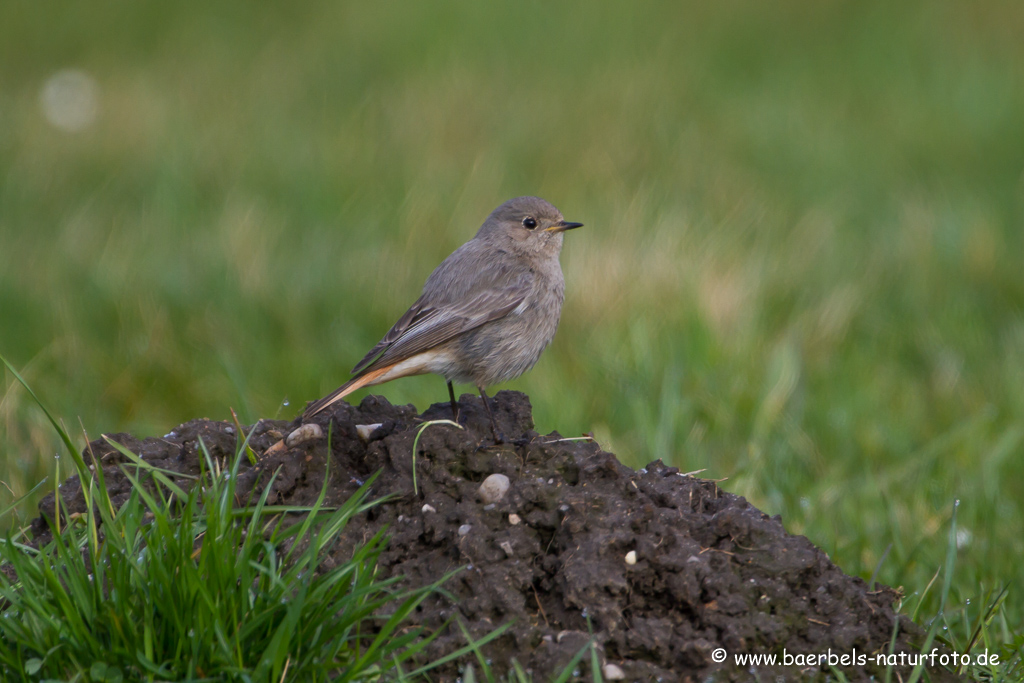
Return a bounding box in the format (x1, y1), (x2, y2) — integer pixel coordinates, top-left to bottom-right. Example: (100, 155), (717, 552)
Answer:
(303, 196), (582, 442)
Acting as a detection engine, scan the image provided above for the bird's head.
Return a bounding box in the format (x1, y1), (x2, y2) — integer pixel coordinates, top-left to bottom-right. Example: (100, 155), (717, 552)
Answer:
(476, 196), (583, 256)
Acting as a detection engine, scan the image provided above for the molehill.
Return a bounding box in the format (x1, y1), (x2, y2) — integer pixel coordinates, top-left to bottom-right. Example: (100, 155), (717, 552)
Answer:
(33, 391), (948, 682)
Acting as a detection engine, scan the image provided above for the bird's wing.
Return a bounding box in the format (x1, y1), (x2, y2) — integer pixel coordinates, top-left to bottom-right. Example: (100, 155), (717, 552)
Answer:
(350, 295), (434, 374)
(351, 281), (530, 377)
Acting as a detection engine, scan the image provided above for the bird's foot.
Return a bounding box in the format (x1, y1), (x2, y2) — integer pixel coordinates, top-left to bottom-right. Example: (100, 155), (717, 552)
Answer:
(447, 381), (461, 424)
(476, 433), (506, 451)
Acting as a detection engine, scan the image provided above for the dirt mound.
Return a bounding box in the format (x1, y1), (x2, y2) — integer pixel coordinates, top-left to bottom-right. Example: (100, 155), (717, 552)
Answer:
(35, 391), (946, 681)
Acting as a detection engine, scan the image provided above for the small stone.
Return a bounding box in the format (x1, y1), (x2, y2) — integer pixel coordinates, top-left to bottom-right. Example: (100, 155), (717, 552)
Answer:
(286, 423), (323, 448)
(267, 429), (283, 439)
(458, 524), (472, 536)
(355, 423), (383, 442)
(500, 540), (514, 556)
(508, 513), (522, 525)
(421, 504), (436, 514)
(603, 663), (626, 680)
(263, 440), (288, 457)
(625, 550), (637, 565)
(224, 426), (235, 434)
(478, 473), (511, 504)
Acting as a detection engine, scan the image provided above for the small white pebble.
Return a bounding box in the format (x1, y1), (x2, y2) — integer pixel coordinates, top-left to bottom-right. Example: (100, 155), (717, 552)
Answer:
(421, 504), (436, 514)
(286, 423), (323, 447)
(397, 515), (405, 522)
(603, 663), (626, 680)
(355, 423), (383, 442)
(500, 540), (514, 556)
(478, 473), (511, 504)
(625, 550), (637, 565)
(225, 426), (235, 434)
(508, 513), (521, 525)
(458, 524), (472, 536)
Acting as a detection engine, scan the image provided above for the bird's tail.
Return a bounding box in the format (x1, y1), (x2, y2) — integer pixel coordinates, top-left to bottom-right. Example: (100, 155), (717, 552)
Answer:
(302, 366), (391, 419)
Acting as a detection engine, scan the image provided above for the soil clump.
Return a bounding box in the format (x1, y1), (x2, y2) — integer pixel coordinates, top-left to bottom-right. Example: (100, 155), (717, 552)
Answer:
(34, 391), (949, 681)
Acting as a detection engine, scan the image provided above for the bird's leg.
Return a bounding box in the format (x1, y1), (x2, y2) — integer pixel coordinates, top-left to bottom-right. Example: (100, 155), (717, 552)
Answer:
(477, 386), (504, 444)
(447, 380), (460, 422)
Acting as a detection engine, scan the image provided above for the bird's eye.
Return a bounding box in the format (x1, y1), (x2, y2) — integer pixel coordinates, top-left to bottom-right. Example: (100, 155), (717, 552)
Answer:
(522, 217), (537, 230)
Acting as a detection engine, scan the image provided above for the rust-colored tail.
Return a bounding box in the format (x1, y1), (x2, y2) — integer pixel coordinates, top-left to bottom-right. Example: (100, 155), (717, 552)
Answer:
(302, 366), (390, 419)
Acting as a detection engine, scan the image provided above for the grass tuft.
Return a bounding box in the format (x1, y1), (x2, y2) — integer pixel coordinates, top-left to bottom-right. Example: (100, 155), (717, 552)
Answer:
(0, 358), (467, 680)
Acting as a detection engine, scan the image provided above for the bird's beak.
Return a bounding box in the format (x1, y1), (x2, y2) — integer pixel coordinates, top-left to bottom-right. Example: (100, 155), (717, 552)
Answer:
(545, 220), (584, 233)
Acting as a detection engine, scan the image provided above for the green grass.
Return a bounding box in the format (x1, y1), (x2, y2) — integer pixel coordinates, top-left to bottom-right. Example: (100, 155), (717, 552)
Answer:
(0, 390), (465, 680)
(1, 0), (1023, 677)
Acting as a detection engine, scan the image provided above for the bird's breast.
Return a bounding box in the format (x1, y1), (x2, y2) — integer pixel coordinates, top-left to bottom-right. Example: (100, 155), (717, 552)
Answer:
(452, 275), (564, 387)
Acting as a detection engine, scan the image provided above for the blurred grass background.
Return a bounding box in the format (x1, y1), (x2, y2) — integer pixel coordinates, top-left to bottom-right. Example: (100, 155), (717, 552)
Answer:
(1, 0), (1023, 643)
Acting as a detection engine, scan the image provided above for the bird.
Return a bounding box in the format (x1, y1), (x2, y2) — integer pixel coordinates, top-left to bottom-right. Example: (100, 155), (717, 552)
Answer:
(303, 196), (582, 442)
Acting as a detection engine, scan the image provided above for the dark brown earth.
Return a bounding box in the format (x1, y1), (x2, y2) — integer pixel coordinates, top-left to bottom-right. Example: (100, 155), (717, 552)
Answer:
(33, 391), (954, 682)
